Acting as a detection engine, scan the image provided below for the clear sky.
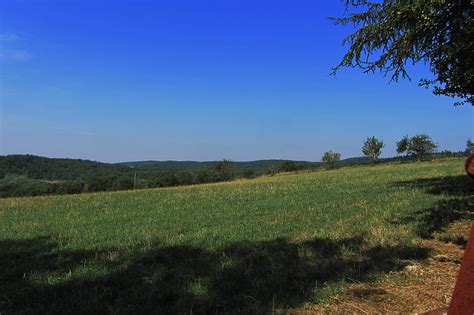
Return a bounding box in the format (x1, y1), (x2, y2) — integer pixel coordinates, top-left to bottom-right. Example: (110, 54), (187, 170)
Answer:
(1, 0), (472, 163)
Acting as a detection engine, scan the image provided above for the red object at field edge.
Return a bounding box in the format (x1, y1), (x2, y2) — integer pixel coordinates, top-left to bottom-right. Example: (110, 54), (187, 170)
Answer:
(448, 223), (474, 314)
(465, 153), (474, 178)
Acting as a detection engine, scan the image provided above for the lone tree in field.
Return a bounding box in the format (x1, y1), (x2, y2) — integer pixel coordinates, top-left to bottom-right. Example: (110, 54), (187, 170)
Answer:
(362, 136), (384, 162)
(397, 134), (438, 161)
(332, 0), (474, 106)
(322, 150), (341, 168)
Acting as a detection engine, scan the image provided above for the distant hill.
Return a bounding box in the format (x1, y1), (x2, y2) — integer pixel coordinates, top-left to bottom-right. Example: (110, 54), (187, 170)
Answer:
(119, 160), (217, 172)
(336, 156), (371, 166)
(0, 155), (374, 181)
(0, 154), (130, 180)
(119, 159), (323, 174)
(118, 157), (378, 173)
(1, 153), (463, 198)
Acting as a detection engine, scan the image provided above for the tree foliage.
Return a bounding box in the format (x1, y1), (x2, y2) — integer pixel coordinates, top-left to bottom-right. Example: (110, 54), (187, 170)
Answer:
(467, 138), (474, 153)
(214, 159), (234, 181)
(322, 150), (341, 167)
(362, 136), (384, 162)
(332, 0), (474, 105)
(396, 135), (410, 155)
(279, 160), (298, 172)
(397, 134), (438, 160)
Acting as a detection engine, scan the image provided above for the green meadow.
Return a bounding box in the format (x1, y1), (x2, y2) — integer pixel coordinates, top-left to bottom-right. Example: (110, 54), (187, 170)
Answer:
(1, 158), (472, 313)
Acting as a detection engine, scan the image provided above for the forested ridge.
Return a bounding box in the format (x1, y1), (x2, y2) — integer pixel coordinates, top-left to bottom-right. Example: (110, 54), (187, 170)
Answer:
(0, 152), (464, 198)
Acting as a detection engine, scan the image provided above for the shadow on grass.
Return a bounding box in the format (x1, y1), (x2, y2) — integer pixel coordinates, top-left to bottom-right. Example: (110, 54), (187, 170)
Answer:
(394, 175), (473, 197)
(393, 175), (474, 238)
(0, 235), (429, 313)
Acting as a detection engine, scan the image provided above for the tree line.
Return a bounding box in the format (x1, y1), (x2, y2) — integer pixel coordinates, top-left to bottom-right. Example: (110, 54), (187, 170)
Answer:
(321, 135), (472, 168)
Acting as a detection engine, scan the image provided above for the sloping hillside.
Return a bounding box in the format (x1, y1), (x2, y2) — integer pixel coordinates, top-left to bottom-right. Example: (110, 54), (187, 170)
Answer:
(1, 158), (471, 313)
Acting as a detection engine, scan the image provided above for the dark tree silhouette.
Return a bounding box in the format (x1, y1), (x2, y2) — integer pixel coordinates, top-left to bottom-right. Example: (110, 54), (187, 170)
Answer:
(333, 0), (474, 105)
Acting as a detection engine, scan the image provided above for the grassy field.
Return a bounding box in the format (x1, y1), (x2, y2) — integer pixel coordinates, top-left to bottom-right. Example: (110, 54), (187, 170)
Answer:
(1, 158), (472, 313)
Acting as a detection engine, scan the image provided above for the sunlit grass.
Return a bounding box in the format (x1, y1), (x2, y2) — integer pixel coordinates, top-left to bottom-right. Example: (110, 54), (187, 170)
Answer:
(0, 158), (470, 313)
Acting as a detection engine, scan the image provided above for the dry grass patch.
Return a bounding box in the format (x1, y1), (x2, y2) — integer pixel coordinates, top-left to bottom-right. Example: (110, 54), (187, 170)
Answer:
(289, 221), (470, 314)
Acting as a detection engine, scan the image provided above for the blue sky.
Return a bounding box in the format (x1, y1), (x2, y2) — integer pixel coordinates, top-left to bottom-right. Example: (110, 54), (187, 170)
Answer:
(1, 0), (472, 163)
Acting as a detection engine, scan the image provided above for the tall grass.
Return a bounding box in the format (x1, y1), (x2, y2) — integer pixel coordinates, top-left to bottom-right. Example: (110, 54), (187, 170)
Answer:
(1, 158), (471, 313)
